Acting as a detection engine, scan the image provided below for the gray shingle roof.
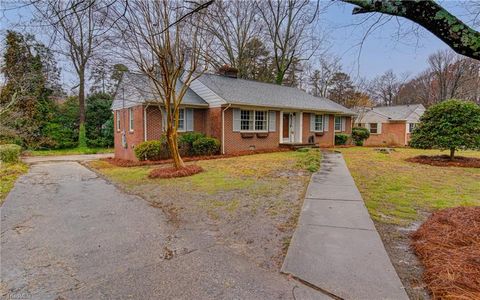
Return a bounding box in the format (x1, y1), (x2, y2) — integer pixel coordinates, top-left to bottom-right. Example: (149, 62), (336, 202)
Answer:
(355, 104), (425, 123)
(111, 72), (207, 110)
(197, 74), (355, 114)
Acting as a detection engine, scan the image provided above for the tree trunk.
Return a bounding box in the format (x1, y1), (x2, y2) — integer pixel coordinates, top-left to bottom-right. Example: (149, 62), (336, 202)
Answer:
(342, 0), (480, 60)
(79, 72), (86, 125)
(78, 71), (87, 148)
(275, 70), (285, 85)
(450, 148), (455, 160)
(166, 126), (185, 169)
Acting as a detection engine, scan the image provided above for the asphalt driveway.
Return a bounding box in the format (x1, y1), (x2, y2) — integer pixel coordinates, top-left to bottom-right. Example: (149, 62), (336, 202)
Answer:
(1, 161), (307, 299)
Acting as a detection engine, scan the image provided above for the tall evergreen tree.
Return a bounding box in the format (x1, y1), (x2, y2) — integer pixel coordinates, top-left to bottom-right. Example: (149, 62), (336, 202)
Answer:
(0, 31), (59, 148)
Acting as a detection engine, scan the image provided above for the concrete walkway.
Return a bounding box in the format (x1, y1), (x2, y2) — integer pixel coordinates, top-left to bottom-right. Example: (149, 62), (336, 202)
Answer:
(22, 153), (113, 164)
(281, 151), (409, 300)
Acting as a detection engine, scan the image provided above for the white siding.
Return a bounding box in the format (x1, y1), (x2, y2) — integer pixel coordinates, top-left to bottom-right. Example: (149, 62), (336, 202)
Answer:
(189, 79), (227, 107)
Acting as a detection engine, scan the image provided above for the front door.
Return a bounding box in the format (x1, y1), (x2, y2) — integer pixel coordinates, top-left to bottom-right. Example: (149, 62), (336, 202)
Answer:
(282, 112), (296, 143)
(283, 113), (290, 139)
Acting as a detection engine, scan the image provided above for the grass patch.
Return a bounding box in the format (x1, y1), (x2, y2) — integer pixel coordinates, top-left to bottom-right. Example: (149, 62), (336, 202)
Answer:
(25, 147), (113, 156)
(339, 147), (480, 225)
(87, 149), (319, 270)
(295, 148), (321, 172)
(0, 162), (29, 204)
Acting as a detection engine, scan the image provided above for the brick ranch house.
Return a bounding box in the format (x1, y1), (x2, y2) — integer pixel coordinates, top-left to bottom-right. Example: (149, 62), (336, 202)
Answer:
(112, 71), (355, 161)
(354, 104), (425, 147)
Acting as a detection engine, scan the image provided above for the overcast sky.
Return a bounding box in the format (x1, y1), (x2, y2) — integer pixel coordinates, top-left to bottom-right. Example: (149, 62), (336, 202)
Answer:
(0, 0), (478, 86)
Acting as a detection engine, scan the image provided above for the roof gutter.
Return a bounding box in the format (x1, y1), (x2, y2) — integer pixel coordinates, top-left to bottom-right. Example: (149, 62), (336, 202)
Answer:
(221, 104), (232, 155)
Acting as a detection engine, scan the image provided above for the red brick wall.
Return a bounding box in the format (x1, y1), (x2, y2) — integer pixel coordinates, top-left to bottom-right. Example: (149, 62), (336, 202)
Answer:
(206, 107), (222, 140)
(115, 106), (210, 160)
(364, 122), (407, 147)
(302, 114), (352, 147)
(146, 106), (162, 140)
(114, 106), (145, 161)
(223, 109), (280, 153)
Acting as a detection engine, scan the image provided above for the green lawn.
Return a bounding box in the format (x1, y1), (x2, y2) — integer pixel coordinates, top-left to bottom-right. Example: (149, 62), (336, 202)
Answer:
(0, 162), (29, 204)
(25, 147), (113, 156)
(339, 147), (480, 225)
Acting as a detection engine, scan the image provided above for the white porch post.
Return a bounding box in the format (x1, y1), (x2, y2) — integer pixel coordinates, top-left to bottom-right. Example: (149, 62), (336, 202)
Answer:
(279, 111), (284, 144)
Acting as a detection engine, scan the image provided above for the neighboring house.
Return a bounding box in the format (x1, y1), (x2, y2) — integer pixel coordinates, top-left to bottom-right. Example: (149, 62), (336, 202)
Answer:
(354, 104), (425, 147)
(112, 70), (355, 160)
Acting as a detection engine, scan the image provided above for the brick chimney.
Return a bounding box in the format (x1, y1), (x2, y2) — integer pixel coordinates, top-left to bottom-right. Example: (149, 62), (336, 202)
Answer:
(217, 65), (238, 78)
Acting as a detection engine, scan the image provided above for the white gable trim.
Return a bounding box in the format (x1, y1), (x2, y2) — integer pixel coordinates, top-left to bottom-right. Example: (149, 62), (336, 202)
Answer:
(189, 79), (227, 108)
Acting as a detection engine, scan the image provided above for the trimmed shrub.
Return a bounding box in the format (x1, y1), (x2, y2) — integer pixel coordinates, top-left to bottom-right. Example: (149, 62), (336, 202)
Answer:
(351, 127), (370, 146)
(192, 137), (220, 156)
(0, 144), (22, 163)
(335, 134), (349, 145)
(179, 132), (205, 156)
(410, 99), (480, 159)
(134, 138), (170, 161)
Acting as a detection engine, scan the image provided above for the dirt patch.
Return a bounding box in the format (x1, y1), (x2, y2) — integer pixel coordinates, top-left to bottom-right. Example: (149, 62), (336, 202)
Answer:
(411, 207), (480, 299)
(103, 148), (292, 167)
(375, 221), (431, 300)
(406, 155), (480, 168)
(148, 165), (203, 179)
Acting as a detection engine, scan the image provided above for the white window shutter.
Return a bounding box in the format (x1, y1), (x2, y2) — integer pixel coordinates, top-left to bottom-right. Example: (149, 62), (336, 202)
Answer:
(269, 111), (276, 132)
(406, 123), (410, 133)
(161, 107), (167, 132)
(186, 108), (194, 131)
(365, 123), (370, 131)
(310, 113), (315, 131)
(342, 117), (346, 132)
(377, 123), (382, 134)
(233, 108), (241, 132)
(323, 114), (329, 131)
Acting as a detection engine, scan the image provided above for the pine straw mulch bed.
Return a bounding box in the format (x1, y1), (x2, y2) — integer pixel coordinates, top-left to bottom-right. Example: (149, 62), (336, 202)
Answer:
(406, 155), (480, 168)
(148, 165), (203, 179)
(103, 148), (292, 167)
(411, 207), (480, 299)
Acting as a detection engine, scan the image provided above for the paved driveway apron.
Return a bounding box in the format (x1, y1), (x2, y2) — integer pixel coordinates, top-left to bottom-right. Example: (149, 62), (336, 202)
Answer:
(1, 161), (303, 299)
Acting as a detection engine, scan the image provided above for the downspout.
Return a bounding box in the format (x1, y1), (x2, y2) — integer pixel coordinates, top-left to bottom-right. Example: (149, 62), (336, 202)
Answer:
(143, 103), (150, 142)
(221, 104), (232, 155)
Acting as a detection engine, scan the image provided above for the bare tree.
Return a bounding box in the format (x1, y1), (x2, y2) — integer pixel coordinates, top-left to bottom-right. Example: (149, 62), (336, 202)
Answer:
(256, 0), (322, 85)
(31, 0), (111, 145)
(428, 49), (479, 102)
(368, 70), (408, 106)
(342, 0), (480, 60)
(113, 0), (210, 169)
(204, 0), (261, 78)
(308, 56), (341, 97)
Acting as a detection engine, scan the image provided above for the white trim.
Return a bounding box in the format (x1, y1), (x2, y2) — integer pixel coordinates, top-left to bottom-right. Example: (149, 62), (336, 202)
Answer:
(312, 113), (325, 132)
(128, 107), (134, 132)
(237, 109), (269, 132)
(222, 104), (231, 155)
(298, 112), (303, 143)
(116, 110), (121, 132)
(279, 111), (284, 144)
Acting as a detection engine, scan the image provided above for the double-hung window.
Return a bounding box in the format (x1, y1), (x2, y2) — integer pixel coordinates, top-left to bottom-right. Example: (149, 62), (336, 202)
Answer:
(314, 114), (323, 131)
(116, 111), (121, 131)
(408, 123), (416, 133)
(240, 109), (267, 131)
(369, 123), (378, 134)
(334, 116), (342, 132)
(128, 108), (134, 132)
(178, 108), (185, 131)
